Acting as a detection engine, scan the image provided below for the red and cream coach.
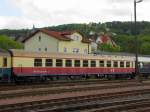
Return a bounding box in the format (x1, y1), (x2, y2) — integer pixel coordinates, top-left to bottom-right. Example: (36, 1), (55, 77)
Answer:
(9, 49), (135, 81)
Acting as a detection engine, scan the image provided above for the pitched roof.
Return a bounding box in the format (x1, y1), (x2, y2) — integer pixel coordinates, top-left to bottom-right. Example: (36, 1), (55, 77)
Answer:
(22, 29), (71, 42)
(100, 35), (109, 43)
(22, 29), (91, 43)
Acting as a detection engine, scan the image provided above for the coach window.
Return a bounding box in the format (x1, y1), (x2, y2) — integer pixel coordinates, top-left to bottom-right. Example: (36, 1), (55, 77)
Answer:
(34, 59), (42, 67)
(99, 60), (104, 67)
(56, 59), (62, 67)
(126, 62), (130, 67)
(3, 58), (7, 67)
(65, 60), (72, 67)
(45, 59), (53, 67)
(91, 60), (96, 67)
(120, 61), (124, 67)
(113, 61), (118, 68)
(107, 61), (111, 67)
(74, 60), (80, 67)
(83, 60), (88, 67)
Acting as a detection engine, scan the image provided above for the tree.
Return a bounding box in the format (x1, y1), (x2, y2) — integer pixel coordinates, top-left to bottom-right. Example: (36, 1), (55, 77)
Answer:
(0, 35), (23, 50)
(97, 43), (120, 52)
(140, 42), (150, 55)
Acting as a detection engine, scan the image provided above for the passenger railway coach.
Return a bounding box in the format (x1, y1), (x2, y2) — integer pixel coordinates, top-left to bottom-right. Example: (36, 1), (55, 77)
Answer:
(0, 50), (11, 82)
(9, 49), (135, 81)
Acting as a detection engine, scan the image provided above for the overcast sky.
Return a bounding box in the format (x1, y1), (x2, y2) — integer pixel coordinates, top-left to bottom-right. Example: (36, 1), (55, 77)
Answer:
(0, 0), (149, 29)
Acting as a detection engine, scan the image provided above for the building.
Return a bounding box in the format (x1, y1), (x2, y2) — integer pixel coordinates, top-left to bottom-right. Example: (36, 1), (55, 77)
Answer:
(22, 29), (91, 54)
(90, 33), (117, 52)
(96, 33), (117, 47)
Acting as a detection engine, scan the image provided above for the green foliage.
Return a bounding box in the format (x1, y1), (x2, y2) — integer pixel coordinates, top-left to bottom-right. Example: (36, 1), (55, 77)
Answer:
(97, 43), (120, 52)
(1, 21), (150, 54)
(113, 35), (135, 53)
(140, 42), (150, 55)
(0, 35), (23, 50)
(139, 35), (150, 54)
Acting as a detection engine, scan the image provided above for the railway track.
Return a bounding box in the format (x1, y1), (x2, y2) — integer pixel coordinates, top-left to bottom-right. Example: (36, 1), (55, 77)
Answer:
(0, 79), (136, 91)
(0, 89), (150, 112)
(0, 80), (150, 112)
(0, 80), (147, 99)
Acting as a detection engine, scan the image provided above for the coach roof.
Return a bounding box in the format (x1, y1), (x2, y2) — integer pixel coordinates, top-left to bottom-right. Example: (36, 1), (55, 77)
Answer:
(10, 49), (134, 61)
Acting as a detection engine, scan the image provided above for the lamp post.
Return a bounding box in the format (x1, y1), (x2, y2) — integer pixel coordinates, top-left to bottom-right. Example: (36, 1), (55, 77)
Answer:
(134, 0), (143, 81)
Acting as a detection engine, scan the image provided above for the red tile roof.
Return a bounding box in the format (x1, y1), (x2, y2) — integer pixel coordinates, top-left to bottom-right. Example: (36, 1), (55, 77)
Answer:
(101, 35), (109, 43)
(98, 34), (117, 47)
(22, 29), (91, 43)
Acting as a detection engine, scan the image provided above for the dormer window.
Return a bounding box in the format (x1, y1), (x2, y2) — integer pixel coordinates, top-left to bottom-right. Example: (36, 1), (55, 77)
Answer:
(39, 36), (41, 42)
(73, 35), (80, 41)
(76, 36), (79, 41)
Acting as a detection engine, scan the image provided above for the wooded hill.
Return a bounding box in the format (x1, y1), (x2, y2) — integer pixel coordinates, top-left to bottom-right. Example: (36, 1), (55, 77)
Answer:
(0, 21), (150, 54)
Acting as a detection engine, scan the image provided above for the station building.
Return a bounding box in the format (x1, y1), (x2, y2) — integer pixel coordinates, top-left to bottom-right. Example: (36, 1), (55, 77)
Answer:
(22, 29), (91, 54)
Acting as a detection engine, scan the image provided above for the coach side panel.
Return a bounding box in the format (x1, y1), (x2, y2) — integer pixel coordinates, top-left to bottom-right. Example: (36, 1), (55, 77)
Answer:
(12, 55), (135, 76)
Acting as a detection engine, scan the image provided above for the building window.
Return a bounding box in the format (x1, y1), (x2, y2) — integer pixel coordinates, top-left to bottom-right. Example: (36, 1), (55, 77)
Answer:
(120, 61), (124, 67)
(107, 61), (111, 67)
(83, 60), (88, 67)
(84, 49), (88, 54)
(45, 59), (52, 67)
(3, 58), (7, 67)
(45, 48), (47, 52)
(65, 60), (72, 67)
(91, 60), (96, 67)
(73, 35), (79, 41)
(38, 48), (41, 51)
(39, 36), (41, 42)
(74, 60), (80, 67)
(56, 59), (62, 67)
(76, 36), (79, 41)
(73, 48), (79, 53)
(64, 48), (67, 53)
(113, 61), (118, 68)
(34, 59), (42, 67)
(99, 60), (104, 67)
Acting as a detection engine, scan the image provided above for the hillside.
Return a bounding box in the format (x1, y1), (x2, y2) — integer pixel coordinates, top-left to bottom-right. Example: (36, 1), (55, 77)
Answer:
(0, 21), (150, 54)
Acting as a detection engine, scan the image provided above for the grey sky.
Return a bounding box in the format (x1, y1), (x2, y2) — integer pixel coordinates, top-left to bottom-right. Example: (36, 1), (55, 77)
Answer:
(0, 0), (149, 29)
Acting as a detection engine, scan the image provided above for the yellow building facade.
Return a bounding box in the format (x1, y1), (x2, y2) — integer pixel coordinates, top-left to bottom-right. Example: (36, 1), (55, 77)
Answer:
(23, 29), (91, 54)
